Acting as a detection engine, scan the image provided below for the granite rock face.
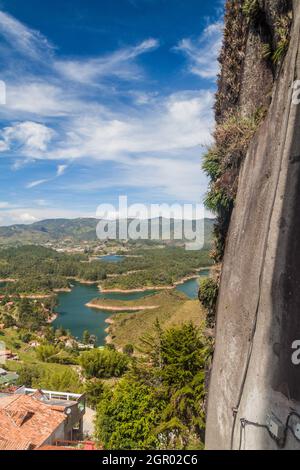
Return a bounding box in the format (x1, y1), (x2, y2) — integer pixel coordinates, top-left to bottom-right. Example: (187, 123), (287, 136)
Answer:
(206, 0), (300, 450)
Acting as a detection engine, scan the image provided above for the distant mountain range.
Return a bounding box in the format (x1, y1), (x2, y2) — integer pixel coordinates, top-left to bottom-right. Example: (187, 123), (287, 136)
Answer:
(0, 217), (215, 246)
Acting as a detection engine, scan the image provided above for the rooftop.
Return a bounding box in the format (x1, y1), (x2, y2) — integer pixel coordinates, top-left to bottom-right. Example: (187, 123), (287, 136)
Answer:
(0, 393), (67, 449)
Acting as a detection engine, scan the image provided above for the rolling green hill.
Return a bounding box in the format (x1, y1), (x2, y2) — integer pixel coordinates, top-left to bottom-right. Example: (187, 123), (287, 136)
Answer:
(0, 217), (214, 246)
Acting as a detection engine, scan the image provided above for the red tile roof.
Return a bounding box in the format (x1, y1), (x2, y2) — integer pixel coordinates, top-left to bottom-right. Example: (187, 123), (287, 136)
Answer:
(37, 445), (77, 451)
(0, 394), (66, 450)
(0, 437), (32, 450)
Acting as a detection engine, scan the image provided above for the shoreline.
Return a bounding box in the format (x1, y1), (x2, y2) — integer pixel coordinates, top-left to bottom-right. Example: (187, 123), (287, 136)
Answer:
(67, 277), (99, 285)
(85, 302), (159, 312)
(47, 312), (58, 323)
(106, 270), (145, 278)
(53, 287), (72, 293)
(99, 269), (210, 294)
(20, 294), (53, 299)
(104, 318), (114, 345)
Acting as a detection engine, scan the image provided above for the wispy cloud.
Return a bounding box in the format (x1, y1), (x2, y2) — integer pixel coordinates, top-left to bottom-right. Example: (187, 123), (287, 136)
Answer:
(0, 10), (53, 60)
(54, 38), (159, 84)
(26, 179), (49, 189)
(175, 21), (223, 80)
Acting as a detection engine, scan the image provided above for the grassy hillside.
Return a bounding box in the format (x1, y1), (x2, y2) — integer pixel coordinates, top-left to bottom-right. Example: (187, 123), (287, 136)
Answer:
(101, 290), (206, 350)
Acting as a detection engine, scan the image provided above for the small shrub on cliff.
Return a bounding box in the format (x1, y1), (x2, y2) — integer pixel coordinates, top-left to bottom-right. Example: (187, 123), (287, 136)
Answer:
(261, 12), (292, 65)
(202, 112), (262, 260)
(198, 278), (219, 328)
(203, 112), (261, 202)
(215, 1), (248, 120)
(261, 42), (272, 60)
(203, 109), (265, 261)
(272, 14), (292, 64)
(202, 147), (222, 182)
(242, 0), (260, 21)
(204, 186), (232, 215)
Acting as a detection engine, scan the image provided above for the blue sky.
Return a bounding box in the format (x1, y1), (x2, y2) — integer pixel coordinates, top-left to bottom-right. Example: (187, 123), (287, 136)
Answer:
(0, 0), (224, 225)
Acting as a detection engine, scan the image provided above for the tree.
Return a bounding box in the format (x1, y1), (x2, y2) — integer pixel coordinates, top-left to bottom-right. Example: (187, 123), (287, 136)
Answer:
(83, 330), (91, 345)
(96, 378), (166, 450)
(17, 365), (40, 387)
(79, 348), (129, 379)
(84, 379), (105, 409)
(36, 344), (58, 362)
(95, 322), (213, 450)
(37, 368), (82, 393)
(18, 331), (33, 343)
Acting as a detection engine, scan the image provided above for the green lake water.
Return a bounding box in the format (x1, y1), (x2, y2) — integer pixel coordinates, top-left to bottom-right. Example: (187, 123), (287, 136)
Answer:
(176, 269), (210, 299)
(53, 269), (210, 346)
(98, 255), (125, 263)
(53, 283), (156, 346)
(0, 271), (210, 347)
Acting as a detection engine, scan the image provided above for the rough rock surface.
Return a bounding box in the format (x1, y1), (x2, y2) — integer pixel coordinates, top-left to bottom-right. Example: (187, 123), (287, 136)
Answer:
(206, 0), (300, 450)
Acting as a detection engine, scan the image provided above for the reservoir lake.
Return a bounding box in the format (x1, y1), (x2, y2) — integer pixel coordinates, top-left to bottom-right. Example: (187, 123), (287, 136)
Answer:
(53, 269), (210, 345)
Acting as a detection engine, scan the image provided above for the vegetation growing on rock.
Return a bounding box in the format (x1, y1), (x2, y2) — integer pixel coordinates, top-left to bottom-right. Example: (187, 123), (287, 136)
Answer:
(203, 110), (264, 262)
(198, 278), (220, 328)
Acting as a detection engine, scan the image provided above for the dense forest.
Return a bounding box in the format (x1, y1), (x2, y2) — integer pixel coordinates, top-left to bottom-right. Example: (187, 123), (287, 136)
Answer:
(0, 245), (104, 293)
(0, 245), (212, 294)
(101, 248), (212, 290)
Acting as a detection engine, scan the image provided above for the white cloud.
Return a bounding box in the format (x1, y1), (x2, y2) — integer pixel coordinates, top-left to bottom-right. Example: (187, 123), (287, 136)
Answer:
(176, 21), (223, 79)
(47, 90), (214, 161)
(69, 148), (208, 202)
(54, 38), (159, 84)
(0, 140), (9, 151)
(0, 207), (94, 226)
(17, 212), (38, 223)
(129, 90), (159, 105)
(56, 164), (67, 176)
(0, 10), (53, 60)
(0, 121), (54, 156)
(5, 83), (73, 117)
(25, 164), (68, 189)
(0, 201), (9, 208)
(1, 81), (110, 119)
(26, 179), (49, 189)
